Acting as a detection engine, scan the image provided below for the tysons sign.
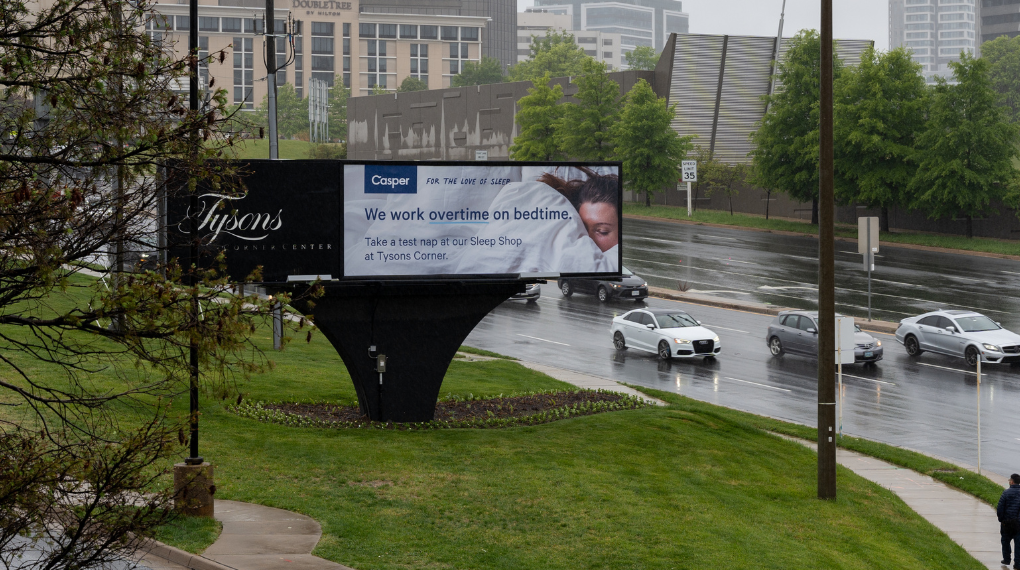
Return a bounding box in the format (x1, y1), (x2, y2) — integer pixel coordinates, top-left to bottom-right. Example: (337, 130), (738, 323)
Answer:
(188, 193), (284, 243)
(166, 160), (340, 283)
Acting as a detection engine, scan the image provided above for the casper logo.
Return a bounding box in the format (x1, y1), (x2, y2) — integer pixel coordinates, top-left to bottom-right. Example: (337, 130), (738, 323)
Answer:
(365, 165), (417, 194)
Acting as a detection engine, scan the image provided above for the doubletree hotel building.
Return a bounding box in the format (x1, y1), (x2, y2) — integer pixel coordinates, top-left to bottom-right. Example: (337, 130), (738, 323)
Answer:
(146, 0), (510, 106)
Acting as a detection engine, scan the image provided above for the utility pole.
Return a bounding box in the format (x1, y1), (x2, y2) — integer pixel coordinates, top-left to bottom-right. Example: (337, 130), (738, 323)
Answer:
(266, 0), (278, 159)
(817, 0), (837, 500)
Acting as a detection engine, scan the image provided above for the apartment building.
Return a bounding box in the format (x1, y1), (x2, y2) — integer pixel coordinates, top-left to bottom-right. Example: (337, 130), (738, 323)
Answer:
(517, 9), (623, 70)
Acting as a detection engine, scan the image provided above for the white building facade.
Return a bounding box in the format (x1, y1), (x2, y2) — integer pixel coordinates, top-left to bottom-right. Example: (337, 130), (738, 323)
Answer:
(517, 9), (622, 70)
(890, 0), (977, 83)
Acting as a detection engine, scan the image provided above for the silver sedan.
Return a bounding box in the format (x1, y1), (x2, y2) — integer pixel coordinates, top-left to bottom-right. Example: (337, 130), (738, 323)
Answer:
(895, 309), (1020, 367)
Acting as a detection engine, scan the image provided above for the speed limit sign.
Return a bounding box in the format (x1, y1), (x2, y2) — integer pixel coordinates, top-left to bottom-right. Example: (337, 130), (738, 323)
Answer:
(681, 160), (697, 182)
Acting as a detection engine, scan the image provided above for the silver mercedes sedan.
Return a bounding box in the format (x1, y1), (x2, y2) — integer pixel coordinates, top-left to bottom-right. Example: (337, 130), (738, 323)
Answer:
(894, 309), (1020, 367)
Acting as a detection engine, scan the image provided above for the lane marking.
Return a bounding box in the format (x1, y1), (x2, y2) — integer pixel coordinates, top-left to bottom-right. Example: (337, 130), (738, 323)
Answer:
(839, 373), (896, 386)
(1002, 271), (1020, 276)
(723, 376), (792, 392)
(716, 257), (757, 265)
(696, 290), (751, 295)
(916, 362), (975, 375)
(516, 334), (570, 346)
(704, 324), (751, 334)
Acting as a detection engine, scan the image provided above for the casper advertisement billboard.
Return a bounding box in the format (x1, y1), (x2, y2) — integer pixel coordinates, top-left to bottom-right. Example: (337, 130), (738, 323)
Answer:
(344, 162), (622, 279)
(167, 160), (340, 283)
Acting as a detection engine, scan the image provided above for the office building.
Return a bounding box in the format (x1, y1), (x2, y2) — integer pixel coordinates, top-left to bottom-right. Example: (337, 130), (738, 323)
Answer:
(532, 0), (688, 54)
(517, 9), (623, 69)
(146, 0), (493, 107)
(889, 0), (977, 83)
(358, 0), (517, 70)
(980, 0), (1020, 43)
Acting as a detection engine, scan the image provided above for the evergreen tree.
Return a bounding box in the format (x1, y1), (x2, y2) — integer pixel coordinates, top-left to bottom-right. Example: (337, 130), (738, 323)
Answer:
(508, 30), (592, 83)
(555, 59), (620, 161)
(510, 73), (565, 161)
(452, 56), (506, 86)
(909, 53), (1020, 238)
(834, 46), (927, 232)
(750, 30), (843, 224)
(624, 46), (659, 70)
(614, 79), (694, 206)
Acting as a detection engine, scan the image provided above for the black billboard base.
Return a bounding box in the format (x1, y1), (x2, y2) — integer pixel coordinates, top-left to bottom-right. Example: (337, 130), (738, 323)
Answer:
(294, 281), (524, 423)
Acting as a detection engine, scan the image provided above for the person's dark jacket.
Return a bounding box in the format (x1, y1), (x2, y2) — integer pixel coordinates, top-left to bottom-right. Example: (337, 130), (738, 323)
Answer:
(998, 484), (1020, 523)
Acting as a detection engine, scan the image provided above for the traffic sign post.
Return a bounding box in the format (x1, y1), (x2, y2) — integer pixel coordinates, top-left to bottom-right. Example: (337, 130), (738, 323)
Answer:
(836, 315), (855, 439)
(858, 217), (879, 321)
(681, 161), (697, 217)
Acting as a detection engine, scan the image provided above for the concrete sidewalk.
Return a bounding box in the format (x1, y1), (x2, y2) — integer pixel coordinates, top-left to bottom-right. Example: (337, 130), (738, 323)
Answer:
(134, 500), (354, 570)
(784, 435), (1007, 570)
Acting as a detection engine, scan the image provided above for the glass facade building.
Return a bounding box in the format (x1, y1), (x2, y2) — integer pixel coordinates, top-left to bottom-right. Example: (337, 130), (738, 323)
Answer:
(533, 0), (688, 53)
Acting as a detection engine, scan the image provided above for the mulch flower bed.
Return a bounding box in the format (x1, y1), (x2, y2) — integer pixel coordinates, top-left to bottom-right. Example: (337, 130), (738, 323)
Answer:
(230, 390), (647, 430)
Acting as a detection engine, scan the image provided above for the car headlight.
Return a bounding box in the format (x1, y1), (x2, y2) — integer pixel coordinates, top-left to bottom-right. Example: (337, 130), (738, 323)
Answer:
(983, 343), (1000, 352)
(674, 338), (690, 344)
(641, 282), (647, 287)
(713, 335), (720, 342)
(612, 283), (620, 288)
(875, 340), (882, 347)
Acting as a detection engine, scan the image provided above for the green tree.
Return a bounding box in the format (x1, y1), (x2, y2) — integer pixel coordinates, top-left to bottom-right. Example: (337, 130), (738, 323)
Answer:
(0, 0), (285, 564)
(909, 53), (1020, 238)
(452, 56), (506, 86)
(555, 59), (621, 161)
(750, 30), (843, 225)
(510, 73), (565, 161)
(614, 79), (694, 206)
(397, 76), (429, 92)
(371, 83), (387, 95)
(625, 46), (659, 70)
(834, 47), (927, 232)
(703, 161), (748, 215)
(981, 35), (1020, 123)
(329, 77), (349, 142)
(254, 83), (309, 139)
(508, 30), (592, 83)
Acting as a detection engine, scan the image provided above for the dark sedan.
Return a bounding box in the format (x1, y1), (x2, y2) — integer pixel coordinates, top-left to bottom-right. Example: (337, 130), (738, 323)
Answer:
(558, 266), (648, 303)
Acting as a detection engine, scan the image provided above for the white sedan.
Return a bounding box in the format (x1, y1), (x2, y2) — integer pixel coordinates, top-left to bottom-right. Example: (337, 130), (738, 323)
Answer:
(611, 308), (721, 361)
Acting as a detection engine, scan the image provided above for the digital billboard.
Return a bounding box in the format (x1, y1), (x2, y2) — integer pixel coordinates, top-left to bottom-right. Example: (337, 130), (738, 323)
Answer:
(167, 160), (340, 283)
(343, 162), (622, 279)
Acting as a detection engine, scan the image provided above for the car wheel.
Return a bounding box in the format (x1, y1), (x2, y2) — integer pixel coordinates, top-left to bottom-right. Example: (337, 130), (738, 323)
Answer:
(597, 286), (610, 303)
(613, 331), (627, 351)
(904, 335), (923, 357)
(658, 340), (672, 361)
(560, 281), (573, 297)
(965, 345), (980, 368)
(768, 336), (784, 356)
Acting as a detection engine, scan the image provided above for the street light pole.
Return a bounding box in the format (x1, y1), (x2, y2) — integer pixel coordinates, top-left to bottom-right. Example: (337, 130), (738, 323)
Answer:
(187, 0), (202, 468)
(817, 0), (837, 500)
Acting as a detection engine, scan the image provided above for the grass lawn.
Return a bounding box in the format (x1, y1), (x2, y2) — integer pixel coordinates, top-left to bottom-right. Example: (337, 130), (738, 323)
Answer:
(222, 138), (316, 160)
(0, 274), (993, 568)
(624, 203), (1020, 257)
(186, 330), (982, 569)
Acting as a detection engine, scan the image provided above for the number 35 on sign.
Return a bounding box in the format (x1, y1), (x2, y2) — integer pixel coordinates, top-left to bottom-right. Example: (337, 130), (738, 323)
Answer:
(681, 160), (697, 182)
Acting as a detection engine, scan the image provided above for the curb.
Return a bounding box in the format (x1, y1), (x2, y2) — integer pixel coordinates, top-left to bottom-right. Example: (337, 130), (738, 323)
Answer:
(646, 286), (900, 335)
(135, 538), (235, 570)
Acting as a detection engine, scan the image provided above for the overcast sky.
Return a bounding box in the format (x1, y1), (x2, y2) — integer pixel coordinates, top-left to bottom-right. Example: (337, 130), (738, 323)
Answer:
(516, 0), (889, 51)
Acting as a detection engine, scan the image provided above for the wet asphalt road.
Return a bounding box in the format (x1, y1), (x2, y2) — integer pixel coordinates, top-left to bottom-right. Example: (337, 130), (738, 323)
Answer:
(622, 217), (1020, 331)
(464, 219), (1020, 477)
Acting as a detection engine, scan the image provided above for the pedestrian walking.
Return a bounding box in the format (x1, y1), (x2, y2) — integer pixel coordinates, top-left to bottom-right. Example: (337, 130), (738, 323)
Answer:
(998, 473), (1020, 569)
